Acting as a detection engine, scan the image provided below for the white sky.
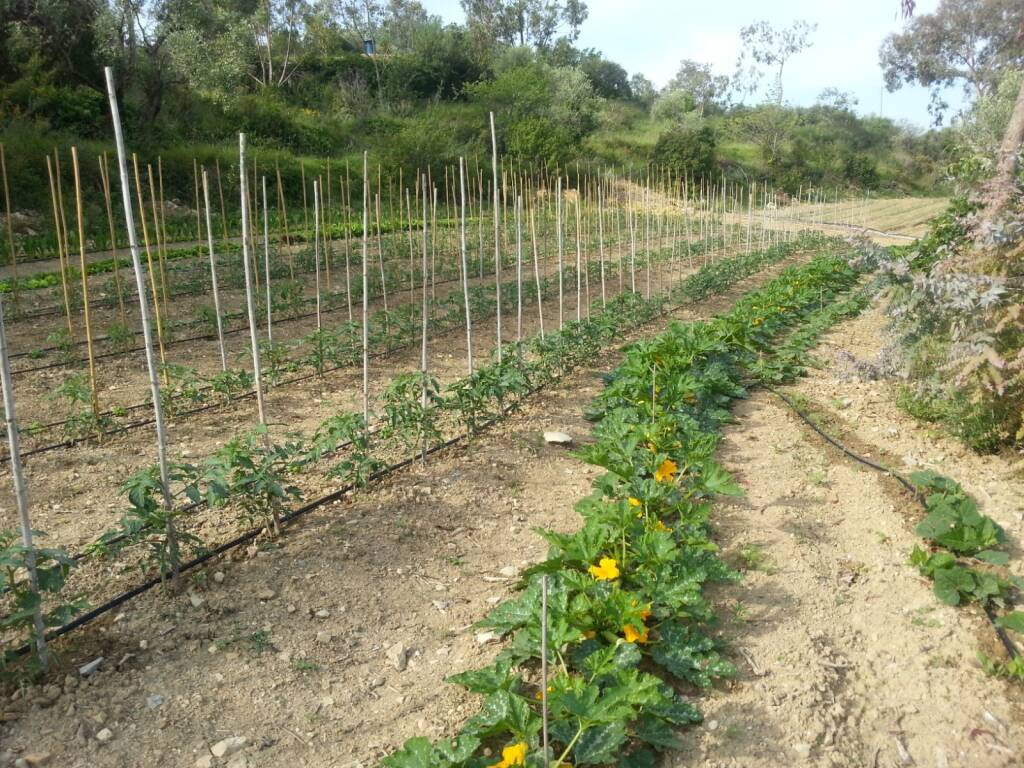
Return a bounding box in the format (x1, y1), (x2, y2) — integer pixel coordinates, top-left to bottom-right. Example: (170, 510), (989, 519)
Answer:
(425, 0), (966, 127)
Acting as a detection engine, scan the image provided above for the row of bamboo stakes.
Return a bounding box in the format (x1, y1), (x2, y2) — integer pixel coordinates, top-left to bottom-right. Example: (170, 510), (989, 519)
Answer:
(2, 66), (857, 664)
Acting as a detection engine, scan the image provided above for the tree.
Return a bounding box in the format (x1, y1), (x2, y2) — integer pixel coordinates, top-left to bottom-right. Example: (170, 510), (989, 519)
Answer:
(816, 87), (858, 111)
(460, 0), (588, 50)
(628, 73), (656, 107)
(880, 0), (1024, 121)
(735, 19), (816, 104)
(666, 59), (729, 116)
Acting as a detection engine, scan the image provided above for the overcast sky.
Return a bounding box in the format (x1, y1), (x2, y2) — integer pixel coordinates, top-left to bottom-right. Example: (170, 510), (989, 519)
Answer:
(425, 0), (965, 127)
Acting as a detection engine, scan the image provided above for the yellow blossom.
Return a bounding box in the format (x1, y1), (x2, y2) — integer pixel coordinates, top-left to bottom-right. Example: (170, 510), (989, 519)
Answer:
(588, 557), (620, 581)
(623, 623), (649, 644)
(628, 497), (642, 507)
(654, 458), (677, 483)
(490, 742), (527, 768)
(534, 685), (555, 700)
(653, 520), (671, 533)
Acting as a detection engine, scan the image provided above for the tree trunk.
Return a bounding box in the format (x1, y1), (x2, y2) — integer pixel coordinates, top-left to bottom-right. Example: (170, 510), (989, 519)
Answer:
(982, 75), (1024, 227)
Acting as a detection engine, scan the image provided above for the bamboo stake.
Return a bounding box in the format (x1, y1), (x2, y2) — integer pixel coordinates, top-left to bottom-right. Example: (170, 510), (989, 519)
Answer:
(238, 134), (268, 431)
(343, 163), (353, 322)
(215, 157), (228, 241)
(458, 157), (473, 375)
(45, 157), (74, 336)
(313, 179), (322, 331)
(148, 164), (170, 320)
(132, 156), (167, 372)
(0, 290), (49, 666)
(71, 147), (101, 432)
(490, 113), (502, 363)
(556, 177), (563, 331)
(0, 144), (18, 310)
(276, 165), (294, 280)
(528, 202), (544, 341)
(262, 176), (273, 341)
(193, 158), (202, 241)
(361, 152), (370, 427)
(420, 173), (429, 464)
(575, 197), (583, 321)
(375, 191), (389, 345)
(155, 159), (170, 318)
(597, 176), (607, 310)
(98, 153), (127, 324)
(515, 194), (523, 346)
(201, 169), (228, 371)
(104, 68), (178, 578)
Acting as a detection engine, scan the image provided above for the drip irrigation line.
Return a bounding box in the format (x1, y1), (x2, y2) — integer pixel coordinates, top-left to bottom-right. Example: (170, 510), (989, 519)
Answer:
(763, 384), (1020, 662)
(8, 378), (534, 658)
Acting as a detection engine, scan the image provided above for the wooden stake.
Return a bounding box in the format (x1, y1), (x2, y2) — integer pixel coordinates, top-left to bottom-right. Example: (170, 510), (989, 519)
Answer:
(361, 152), (370, 427)
(71, 147), (101, 432)
(45, 156), (74, 336)
(528, 202), (544, 341)
(238, 134), (268, 430)
(132, 156), (167, 372)
(458, 157), (473, 375)
(201, 169), (228, 371)
(490, 113), (502, 363)
(98, 153), (127, 324)
(104, 68), (178, 578)
(0, 290), (49, 666)
(313, 179), (322, 331)
(262, 176), (273, 341)
(0, 144), (18, 310)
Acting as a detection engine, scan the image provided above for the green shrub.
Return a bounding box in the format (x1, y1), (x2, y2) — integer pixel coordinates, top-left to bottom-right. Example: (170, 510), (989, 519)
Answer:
(652, 125), (718, 178)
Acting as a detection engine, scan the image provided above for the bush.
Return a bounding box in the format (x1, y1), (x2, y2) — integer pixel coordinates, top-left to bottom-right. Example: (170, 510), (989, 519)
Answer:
(506, 119), (579, 168)
(651, 125), (718, 178)
(651, 91), (696, 122)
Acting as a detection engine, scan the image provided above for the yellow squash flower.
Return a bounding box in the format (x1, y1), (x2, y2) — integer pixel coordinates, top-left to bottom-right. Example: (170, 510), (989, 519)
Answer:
(588, 557), (620, 581)
(491, 742), (527, 768)
(628, 497), (642, 507)
(623, 623), (649, 644)
(654, 458), (677, 483)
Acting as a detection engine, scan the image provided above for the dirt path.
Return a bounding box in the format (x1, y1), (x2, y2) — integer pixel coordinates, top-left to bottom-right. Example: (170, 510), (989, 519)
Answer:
(670, 300), (1024, 768)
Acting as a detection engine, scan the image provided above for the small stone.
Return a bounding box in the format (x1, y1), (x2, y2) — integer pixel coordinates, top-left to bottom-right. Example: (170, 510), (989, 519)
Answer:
(226, 756), (248, 768)
(146, 694), (165, 709)
(498, 566), (517, 578)
(314, 609), (330, 619)
(369, 677), (386, 689)
(96, 728), (113, 743)
(188, 593), (205, 608)
(431, 600), (450, 612)
(315, 631), (334, 645)
(63, 675), (78, 691)
(211, 736), (247, 759)
(42, 684), (61, 702)
(706, 719), (719, 731)
(213, 572), (225, 584)
(18, 754), (51, 767)
(195, 756), (214, 768)
(543, 431), (573, 445)
(793, 743), (811, 759)
(139, 640), (149, 650)
(476, 631), (500, 645)
(387, 642), (408, 672)
(286, 604), (297, 614)
(79, 657), (103, 676)
(256, 589), (276, 601)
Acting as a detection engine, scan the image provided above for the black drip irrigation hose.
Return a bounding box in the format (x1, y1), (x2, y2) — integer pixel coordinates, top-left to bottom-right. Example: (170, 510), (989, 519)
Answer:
(763, 383), (1020, 662)
(9, 386), (530, 659)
